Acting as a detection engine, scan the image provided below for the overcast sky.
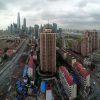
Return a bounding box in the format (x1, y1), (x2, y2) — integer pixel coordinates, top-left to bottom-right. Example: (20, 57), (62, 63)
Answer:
(0, 0), (100, 30)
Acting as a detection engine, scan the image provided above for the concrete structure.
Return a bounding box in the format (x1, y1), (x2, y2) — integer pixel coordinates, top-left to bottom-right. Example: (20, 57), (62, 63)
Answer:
(81, 38), (88, 56)
(66, 30), (99, 56)
(57, 48), (91, 97)
(22, 18), (26, 32)
(17, 12), (20, 29)
(52, 23), (57, 33)
(59, 66), (77, 100)
(73, 61), (90, 96)
(6, 48), (13, 57)
(71, 40), (81, 54)
(28, 54), (34, 78)
(57, 48), (67, 60)
(23, 18), (26, 29)
(98, 39), (100, 49)
(91, 31), (98, 50)
(81, 30), (98, 56)
(46, 90), (53, 100)
(34, 24), (39, 39)
(40, 24), (56, 73)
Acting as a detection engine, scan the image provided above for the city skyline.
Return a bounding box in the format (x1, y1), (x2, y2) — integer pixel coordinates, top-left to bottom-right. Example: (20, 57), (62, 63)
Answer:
(0, 0), (100, 30)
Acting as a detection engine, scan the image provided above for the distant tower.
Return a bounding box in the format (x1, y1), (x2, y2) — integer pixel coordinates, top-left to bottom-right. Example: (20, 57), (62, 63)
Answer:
(52, 23), (57, 33)
(63, 35), (66, 49)
(23, 18), (26, 29)
(34, 24), (39, 39)
(40, 24), (56, 73)
(17, 12), (20, 29)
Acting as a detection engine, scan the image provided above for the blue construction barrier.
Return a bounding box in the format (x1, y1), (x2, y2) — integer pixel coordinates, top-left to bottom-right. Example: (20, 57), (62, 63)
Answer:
(40, 80), (46, 93)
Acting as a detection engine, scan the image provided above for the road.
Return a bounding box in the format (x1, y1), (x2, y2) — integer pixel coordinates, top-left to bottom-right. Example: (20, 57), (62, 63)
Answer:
(0, 40), (24, 71)
(0, 39), (28, 99)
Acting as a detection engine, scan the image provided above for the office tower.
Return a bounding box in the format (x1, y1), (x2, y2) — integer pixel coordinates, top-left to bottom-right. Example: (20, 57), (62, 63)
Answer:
(34, 24), (39, 39)
(58, 28), (62, 38)
(23, 18), (26, 30)
(40, 24), (43, 33)
(52, 23), (57, 33)
(10, 24), (13, 33)
(40, 24), (56, 73)
(28, 26), (32, 35)
(17, 12), (20, 29)
(13, 23), (18, 34)
(22, 18), (26, 34)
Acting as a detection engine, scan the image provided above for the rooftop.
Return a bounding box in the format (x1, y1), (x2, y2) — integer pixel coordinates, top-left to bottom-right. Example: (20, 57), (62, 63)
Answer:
(28, 55), (34, 68)
(74, 62), (90, 77)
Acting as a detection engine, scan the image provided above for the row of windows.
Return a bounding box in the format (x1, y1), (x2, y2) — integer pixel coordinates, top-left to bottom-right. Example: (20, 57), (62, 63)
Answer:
(59, 73), (73, 96)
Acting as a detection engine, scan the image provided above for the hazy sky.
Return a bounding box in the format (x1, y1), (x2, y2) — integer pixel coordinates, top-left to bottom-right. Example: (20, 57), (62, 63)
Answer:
(0, 0), (100, 29)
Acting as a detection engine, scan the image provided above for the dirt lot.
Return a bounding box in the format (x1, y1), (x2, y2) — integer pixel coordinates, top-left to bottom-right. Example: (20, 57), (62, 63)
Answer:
(0, 39), (15, 49)
(0, 39), (21, 52)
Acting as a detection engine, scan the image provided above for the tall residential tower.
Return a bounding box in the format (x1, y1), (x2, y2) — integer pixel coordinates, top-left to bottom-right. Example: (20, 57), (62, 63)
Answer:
(40, 24), (56, 73)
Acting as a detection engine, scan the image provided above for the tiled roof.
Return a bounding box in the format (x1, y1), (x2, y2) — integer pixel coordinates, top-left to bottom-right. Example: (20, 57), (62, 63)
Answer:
(74, 62), (90, 77)
(6, 48), (13, 56)
(28, 55), (34, 68)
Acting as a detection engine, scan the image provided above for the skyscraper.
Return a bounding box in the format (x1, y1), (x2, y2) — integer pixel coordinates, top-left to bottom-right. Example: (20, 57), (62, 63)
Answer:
(22, 18), (26, 33)
(23, 18), (26, 29)
(52, 23), (57, 33)
(34, 24), (39, 39)
(17, 12), (20, 29)
(13, 23), (18, 34)
(40, 24), (56, 73)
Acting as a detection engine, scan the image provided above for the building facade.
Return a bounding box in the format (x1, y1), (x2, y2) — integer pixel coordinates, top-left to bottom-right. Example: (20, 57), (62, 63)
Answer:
(59, 66), (77, 99)
(40, 24), (56, 73)
(34, 24), (39, 39)
(73, 61), (90, 97)
(81, 30), (98, 56)
(17, 12), (20, 29)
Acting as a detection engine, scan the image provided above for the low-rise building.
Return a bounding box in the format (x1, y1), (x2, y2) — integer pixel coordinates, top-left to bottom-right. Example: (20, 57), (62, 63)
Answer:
(73, 62), (90, 96)
(59, 66), (77, 100)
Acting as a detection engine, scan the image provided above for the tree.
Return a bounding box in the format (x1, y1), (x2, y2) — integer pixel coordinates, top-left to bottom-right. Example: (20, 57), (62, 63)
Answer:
(3, 54), (9, 60)
(4, 47), (9, 53)
(56, 38), (62, 48)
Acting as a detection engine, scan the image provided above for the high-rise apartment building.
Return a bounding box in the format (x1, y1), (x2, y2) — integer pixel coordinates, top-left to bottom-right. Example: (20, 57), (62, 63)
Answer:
(81, 30), (98, 56)
(91, 30), (98, 50)
(40, 24), (56, 73)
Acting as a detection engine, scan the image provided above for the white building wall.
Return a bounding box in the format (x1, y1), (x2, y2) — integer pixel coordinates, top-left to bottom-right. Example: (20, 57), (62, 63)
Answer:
(86, 75), (90, 87)
(70, 84), (77, 99)
(72, 59), (77, 67)
(59, 71), (77, 99)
